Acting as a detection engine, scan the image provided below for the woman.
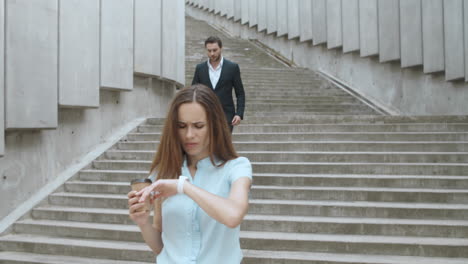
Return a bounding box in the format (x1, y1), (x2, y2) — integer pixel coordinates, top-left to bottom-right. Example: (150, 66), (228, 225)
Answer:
(127, 84), (252, 264)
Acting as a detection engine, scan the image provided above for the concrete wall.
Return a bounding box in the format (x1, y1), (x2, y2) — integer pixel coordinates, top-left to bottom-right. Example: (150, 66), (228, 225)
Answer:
(0, 0), (185, 223)
(186, 0), (468, 115)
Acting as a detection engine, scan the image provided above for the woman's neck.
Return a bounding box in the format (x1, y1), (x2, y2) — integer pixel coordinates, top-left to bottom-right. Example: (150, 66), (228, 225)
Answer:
(187, 154), (209, 168)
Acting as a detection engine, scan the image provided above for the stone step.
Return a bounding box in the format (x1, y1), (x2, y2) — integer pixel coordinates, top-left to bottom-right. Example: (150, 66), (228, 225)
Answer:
(64, 181), (468, 203)
(103, 149), (468, 163)
(145, 115), (468, 125)
(28, 208), (468, 238)
(125, 132), (468, 142)
(0, 252), (151, 264)
(90, 159), (468, 175)
(240, 95), (359, 101)
(247, 98), (362, 104)
(78, 170), (468, 189)
(242, 249), (468, 264)
(247, 199), (468, 219)
(245, 91), (349, 97)
(0, 234), (154, 262)
(8, 221), (468, 257)
(252, 173), (468, 189)
(243, 104), (372, 111)
(116, 141), (468, 153)
(137, 123), (468, 133)
(239, 231), (468, 257)
(244, 111), (378, 116)
(46, 193), (468, 219)
(244, 111), (379, 116)
(6, 238), (466, 264)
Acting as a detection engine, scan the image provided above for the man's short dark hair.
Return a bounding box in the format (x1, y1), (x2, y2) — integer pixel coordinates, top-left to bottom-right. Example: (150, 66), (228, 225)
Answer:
(205, 36), (223, 48)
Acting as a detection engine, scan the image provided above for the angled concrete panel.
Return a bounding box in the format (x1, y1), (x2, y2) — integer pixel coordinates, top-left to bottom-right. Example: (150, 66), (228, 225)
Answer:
(101, 0), (134, 90)
(299, 0), (313, 42)
(342, 0), (360, 53)
(444, 0), (464, 81)
(249, 0), (258, 27)
(422, 0), (444, 73)
(400, 0), (423, 68)
(135, 0), (162, 77)
(234, 0), (241, 21)
(176, 0), (185, 84)
(266, 0), (277, 34)
(258, 0), (267, 32)
(162, 0), (185, 85)
(6, 0), (58, 129)
(312, 0), (327, 45)
(359, 0), (379, 57)
(0, 0), (3, 155)
(220, 0), (228, 17)
(208, 0), (214, 12)
(276, 0), (288, 37)
(241, 0), (248, 24)
(378, 0), (400, 62)
(59, 0), (100, 108)
(226, 0), (234, 19)
(215, 0), (222, 15)
(465, 0), (468, 81)
(326, 0), (342, 49)
(287, 0), (300, 39)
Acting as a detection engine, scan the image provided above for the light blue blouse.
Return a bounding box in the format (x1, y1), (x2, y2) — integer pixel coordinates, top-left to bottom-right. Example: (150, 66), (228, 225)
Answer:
(149, 156), (252, 264)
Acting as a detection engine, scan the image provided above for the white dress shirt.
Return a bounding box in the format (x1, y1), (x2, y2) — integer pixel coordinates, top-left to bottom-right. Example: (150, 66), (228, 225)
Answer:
(207, 57), (224, 89)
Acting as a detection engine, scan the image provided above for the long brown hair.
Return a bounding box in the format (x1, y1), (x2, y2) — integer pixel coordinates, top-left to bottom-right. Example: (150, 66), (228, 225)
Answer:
(149, 84), (238, 179)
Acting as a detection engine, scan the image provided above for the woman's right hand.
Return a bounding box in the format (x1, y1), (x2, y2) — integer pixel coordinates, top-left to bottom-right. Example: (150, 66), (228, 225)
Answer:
(128, 190), (150, 226)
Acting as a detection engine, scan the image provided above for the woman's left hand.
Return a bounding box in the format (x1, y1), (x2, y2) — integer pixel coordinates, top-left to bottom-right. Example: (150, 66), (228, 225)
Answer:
(137, 179), (179, 204)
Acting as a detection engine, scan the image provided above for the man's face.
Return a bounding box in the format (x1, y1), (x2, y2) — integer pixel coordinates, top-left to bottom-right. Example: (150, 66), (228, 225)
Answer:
(206, 42), (222, 63)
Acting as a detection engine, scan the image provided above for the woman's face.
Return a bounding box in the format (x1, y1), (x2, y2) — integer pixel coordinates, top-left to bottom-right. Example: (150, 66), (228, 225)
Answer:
(177, 102), (210, 163)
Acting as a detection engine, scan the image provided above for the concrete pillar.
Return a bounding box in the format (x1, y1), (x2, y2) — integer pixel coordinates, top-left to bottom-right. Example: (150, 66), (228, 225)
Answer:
(400, 0), (423, 68)
(422, 0), (444, 73)
(326, 0), (342, 49)
(249, 0), (258, 28)
(287, 0), (300, 39)
(444, 0), (464, 81)
(277, 0), (288, 37)
(258, 0), (267, 32)
(465, 1), (468, 81)
(162, 0), (185, 85)
(135, 0), (162, 77)
(100, 0), (134, 91)
(299, 0), (313, 42)
(342, 0), (360, 53)
(266, 0), (277, 34)
(378, 0), (400, 62)
(226, 0), (234, 19)
(359, 0), (379, 57)
(234, 0), (241, 22)
(241, 0), (248, 24)
(6, 0), (58, 129)
(312, 0), (327, 45)
(59, 0), (100, 108)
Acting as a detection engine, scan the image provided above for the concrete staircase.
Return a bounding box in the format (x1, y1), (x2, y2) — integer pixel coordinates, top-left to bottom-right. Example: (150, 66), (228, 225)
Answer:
(1, 15), (468, 264)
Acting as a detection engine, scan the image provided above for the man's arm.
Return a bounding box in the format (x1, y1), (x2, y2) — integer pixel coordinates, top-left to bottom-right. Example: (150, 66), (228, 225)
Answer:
(233, 64), (245, 119)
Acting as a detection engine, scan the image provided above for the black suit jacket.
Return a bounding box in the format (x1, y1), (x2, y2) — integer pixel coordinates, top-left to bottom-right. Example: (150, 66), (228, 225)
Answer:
(192, 59), (245, 123)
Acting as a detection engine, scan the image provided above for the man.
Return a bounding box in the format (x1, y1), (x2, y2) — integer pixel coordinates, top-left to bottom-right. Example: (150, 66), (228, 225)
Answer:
(192, 36), (245, 132)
